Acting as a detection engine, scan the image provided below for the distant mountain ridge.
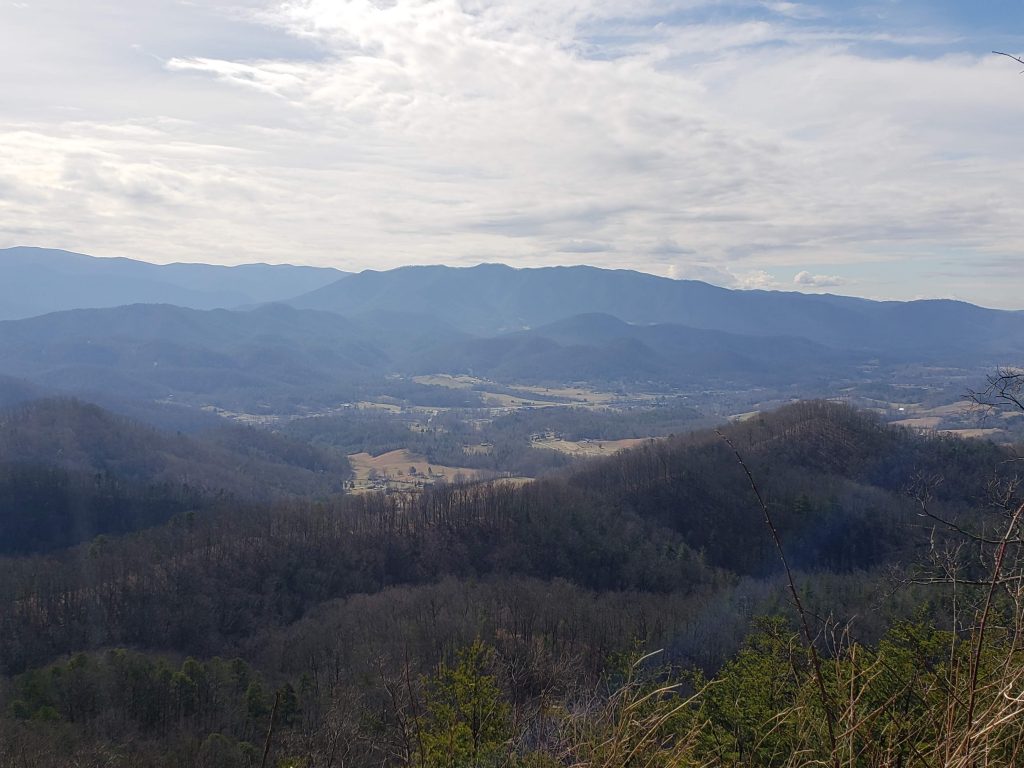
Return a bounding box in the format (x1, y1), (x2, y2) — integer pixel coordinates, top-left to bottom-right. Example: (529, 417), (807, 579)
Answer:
(0, 246), (348, 320)
(7, 249), (1021, 367)
(0, 252), (1022, 415)
(290, 263), (1024, 363)
(413, 312), (869, 385)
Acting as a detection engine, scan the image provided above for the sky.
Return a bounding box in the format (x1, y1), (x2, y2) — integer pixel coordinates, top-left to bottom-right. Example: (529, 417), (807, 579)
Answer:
(1, 0), (1022, 308)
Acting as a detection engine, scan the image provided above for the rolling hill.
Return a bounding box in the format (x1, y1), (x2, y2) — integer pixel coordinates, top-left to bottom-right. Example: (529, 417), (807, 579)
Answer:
(0, 303), (393, 409)
(0, 398), (352, 554)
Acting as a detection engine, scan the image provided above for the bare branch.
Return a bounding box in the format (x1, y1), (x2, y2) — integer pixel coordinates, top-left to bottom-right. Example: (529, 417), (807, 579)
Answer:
(967, 367), (1024, 413)
(993, 51), (1024, 73)
(716, 428), (840, 764)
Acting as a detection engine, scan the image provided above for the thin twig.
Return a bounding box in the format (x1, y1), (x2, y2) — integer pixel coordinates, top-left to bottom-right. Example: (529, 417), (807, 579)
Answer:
(260, 691), (281, 768)
(962, 499), (1024, 759)
(993, 51), (1024, 73)
(716, 429), (839, 765)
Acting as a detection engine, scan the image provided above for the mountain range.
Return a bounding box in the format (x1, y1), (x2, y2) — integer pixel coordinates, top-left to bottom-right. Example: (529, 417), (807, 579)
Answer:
(0, 248), (1021, 417)
(290, 263), (1024, 361)
(0, 246), (347, 320)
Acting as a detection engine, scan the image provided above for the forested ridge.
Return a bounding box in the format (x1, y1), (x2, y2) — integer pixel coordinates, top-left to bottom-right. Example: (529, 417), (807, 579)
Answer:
(1, 397), (1023, 766)
(0, 399), (352, 554)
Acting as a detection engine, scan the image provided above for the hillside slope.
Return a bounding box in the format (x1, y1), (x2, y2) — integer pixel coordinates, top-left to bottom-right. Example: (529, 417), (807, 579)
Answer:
(0, 303), (394, 409)
(0, 399), (351, 553)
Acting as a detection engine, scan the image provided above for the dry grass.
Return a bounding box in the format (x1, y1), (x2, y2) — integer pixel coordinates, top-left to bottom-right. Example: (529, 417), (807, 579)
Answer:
(532, 437), (657, 457)
(891, 416), (943, 429)
(940, 428), (1006, 439)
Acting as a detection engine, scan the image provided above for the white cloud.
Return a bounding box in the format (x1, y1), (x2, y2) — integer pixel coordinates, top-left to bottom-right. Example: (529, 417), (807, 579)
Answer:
(794, 270), (844, 287)
(762, 2), (824, 20)
(0, 0), (1022, 307)
(736, 270), (779, 290)
(667, 262), (782, 290)
(557, 239), (614, 253)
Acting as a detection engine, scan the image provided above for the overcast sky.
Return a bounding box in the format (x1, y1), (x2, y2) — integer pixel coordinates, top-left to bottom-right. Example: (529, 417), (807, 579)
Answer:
(1, 0), (1022, 307)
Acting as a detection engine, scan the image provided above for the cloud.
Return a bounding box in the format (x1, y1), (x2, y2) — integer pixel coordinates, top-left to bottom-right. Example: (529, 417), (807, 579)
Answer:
(794, 270), (845, 287)
(737, 270), (779, 290)
(668, 262), (782, 290)
(762, 2), (824, 20)
(667, 263), (733, 283)
(650, 240), (697, 258)
(0, 0), (1022, 308)
(557, 239), (614, 253)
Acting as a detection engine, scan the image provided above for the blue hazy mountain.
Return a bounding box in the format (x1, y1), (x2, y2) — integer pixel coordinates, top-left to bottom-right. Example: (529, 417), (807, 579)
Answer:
(411, 313), (872, 385)
(0, 303), (387, 401)
(290, 263), (1024, 363)
(0, 303), (476, 416)
(1, 258), (1021, 414)
(0, 246), (348, 320)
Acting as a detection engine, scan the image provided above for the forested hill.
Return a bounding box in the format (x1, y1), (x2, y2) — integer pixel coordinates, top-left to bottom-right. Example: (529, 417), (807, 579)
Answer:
(0, 303), (392, 410)
(569, 400), (1011, 575)
(0, 400), (1013, 668)
(1, 399), (1020, 765)
(0, 399), (351, 554)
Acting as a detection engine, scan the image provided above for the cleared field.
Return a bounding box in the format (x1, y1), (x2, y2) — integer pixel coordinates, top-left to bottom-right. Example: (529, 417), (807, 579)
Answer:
(511, 384), (619, 405)
(891, 416), (943, 429)
(532, 436), (657, 457)
(929, 402), (977, 416)
(200, 405), (283, 426)
(354, 401), (404, 413)
(940, 428), (1006, 439)
(414, 373), (640, 410)
(348, 449), (486, 492)
(412, 374), (484, 389)
(730, 410), (761, 422)
(481, 393), (562, 409)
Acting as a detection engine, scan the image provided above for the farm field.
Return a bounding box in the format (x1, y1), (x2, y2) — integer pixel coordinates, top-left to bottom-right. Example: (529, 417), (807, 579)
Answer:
(414, 374), (651, 410)
(941, 428), (1006, 439)
(531, 435), (658, 457)
(884, 399), (1022, 442)
(347, 448), (490, 492)
(891, 416), (943, 429)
